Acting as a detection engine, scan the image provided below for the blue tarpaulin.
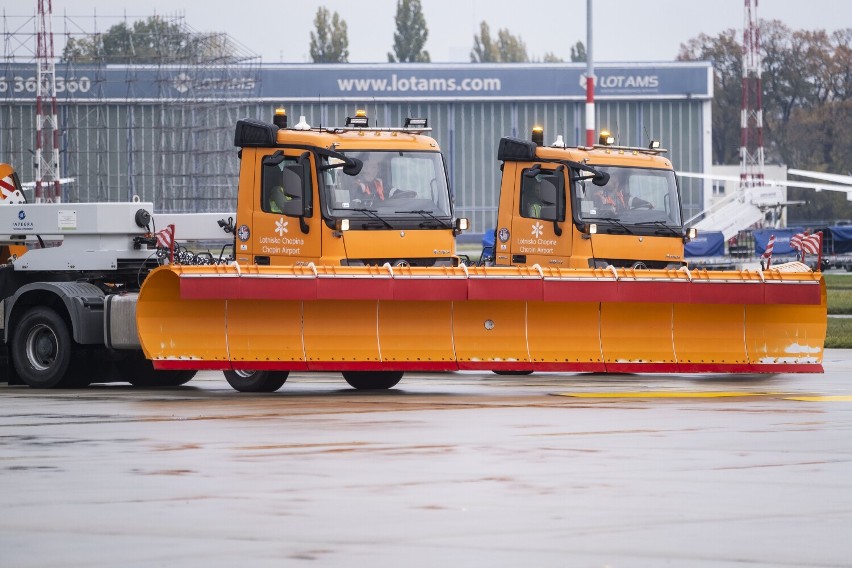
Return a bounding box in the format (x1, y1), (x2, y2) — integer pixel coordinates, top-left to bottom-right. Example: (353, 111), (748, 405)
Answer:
(684, 231), (725, 257)
(827, 226), (852, 253)
(753, 228), (805, 256)
(482, 229), (495, 248)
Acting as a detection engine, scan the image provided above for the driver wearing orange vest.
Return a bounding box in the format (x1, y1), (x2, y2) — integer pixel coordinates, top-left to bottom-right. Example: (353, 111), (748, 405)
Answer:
(356, 160), (385, 201)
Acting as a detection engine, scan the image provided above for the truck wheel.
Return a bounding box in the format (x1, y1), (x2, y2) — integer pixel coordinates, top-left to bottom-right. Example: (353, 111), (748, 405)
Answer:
(11, 306), (74, 388)
(119, 354), (197, 387)
(129, 370), (197, 388)
(342, 371), (403, 390)
(492, 370), (533, 376)
(224, 370), (288, 392)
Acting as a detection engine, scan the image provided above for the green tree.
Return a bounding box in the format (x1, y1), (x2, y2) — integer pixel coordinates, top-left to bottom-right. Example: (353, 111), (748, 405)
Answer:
(309, 7), (349, 63)
(62, 16), (232, 64)
(471, 22), (497, 62)
(471, 21), (527, 63)
(570, 41), (586, 63)
(388, 0), (430, 63)
(496, 27), (528, 62)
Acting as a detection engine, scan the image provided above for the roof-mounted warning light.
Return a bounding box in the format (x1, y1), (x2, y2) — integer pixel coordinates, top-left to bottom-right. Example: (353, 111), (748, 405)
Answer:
(273, 107), (287, 129)
(346, 110), (369, 128)
(531, 126), (544, 146)
(599, 130), (615, 146)
(648, 140), (661, 150)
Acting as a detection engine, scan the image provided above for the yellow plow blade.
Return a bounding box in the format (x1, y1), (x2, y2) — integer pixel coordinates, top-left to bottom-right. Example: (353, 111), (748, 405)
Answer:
(136, 263), (825, 374)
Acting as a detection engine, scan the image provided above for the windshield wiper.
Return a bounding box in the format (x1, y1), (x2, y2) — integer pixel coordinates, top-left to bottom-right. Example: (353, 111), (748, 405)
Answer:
(591, 217), (634, 235)
(634, 220), (681, 236)
(333, 207), (393, 229)
(395, 209), (452, 229)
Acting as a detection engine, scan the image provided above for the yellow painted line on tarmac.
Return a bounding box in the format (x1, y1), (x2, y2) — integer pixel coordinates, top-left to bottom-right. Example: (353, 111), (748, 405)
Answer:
(783, 395), (852, 402)
(555, 391), (772, 399)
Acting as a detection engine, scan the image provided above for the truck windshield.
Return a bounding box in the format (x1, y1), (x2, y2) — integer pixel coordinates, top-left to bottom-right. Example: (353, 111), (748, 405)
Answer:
(573, 166), (682, 228)
(321, 151), (452, 220)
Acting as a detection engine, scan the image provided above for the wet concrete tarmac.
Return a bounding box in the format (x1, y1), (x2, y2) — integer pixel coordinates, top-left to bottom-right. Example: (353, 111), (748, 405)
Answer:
(2, 352), (852, 567)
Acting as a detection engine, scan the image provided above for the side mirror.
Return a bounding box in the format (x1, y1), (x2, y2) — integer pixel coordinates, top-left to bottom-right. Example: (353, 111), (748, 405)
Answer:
(592, 171), (610, 186)
(552, 167), (566, 235)
(538, 178), (559, 221)
(343, 158), (363, 176)
(282, 164), (305, 217)
(281, 152), (312, 233)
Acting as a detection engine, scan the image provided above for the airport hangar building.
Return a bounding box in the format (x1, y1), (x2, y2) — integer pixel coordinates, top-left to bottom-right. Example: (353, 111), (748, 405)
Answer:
(0, 62), (712, 236)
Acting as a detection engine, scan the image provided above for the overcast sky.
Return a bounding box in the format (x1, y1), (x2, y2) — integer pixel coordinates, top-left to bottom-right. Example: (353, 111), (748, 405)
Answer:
(4, 0), (850, 63)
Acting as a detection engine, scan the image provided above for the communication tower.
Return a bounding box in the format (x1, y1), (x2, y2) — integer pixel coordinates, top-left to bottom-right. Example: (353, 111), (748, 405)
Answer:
(739, 0), (764, 193)
(34, 0), (60, 202)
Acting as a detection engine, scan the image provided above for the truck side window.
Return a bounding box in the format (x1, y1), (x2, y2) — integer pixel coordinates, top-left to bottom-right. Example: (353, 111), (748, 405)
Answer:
(520, 170), (562, 221)
(261, 156), (303, 214)
(520, 174), (543, 219)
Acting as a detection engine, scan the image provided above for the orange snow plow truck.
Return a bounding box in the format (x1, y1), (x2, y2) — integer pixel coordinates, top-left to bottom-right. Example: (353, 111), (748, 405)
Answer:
(134, 112), (826, 391)
(0, 111), (826, 391)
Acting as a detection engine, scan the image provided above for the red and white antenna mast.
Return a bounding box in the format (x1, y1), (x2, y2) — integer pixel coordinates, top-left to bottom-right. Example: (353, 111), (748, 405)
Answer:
(739, 0), (764, 195)
(35, 0), (61, 203)
(585, 0), (595, 147)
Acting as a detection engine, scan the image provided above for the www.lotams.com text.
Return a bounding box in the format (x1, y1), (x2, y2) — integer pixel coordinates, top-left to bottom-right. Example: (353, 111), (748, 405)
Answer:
(336, 74), (502, 93)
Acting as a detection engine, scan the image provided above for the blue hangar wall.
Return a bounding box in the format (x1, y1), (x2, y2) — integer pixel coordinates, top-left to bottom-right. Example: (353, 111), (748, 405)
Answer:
(0, 62), (712, 233)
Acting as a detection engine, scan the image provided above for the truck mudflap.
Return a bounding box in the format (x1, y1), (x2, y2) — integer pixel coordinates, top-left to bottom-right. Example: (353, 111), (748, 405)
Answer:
(136, 262), (826, 374)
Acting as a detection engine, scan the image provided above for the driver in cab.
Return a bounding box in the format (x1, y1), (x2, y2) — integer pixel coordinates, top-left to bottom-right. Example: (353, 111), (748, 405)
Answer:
(594, 175), (653, 211)
(353, 160), (385, 202)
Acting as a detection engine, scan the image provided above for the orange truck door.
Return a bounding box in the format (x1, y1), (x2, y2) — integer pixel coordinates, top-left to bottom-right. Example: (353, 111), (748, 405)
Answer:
(249, 151), (321, 265)
(508, 165), (573, 267)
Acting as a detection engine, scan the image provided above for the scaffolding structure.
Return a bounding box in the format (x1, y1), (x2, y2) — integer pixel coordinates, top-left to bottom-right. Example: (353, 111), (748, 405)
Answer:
(1, 9), (260, 212)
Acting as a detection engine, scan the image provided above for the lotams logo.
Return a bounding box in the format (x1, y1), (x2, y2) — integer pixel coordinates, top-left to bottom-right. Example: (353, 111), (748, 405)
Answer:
(580, 73), (659, 91)
(171, 72), (257, 94)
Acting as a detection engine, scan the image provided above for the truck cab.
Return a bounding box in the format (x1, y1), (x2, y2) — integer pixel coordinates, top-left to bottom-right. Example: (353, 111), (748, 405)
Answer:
(233, 110), (467, 268)
(493, 130), (690, 269)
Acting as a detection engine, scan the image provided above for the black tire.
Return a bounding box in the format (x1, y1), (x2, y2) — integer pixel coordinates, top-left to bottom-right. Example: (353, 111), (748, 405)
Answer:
(492, 370), (534, 376)
(342, 371), (403, 390)
(224, 370), (288, 392)
(129, 370), (196, 388)
(119, 354), (197, 387)
(11, 306), (75, 388)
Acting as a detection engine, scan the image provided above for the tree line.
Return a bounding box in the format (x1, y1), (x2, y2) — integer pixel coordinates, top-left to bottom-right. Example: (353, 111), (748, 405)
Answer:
(60, 7), (848, 221)
(61, 2), (586, 65)
(678, 21), (851, 222)
(309, 1), (585, 63)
